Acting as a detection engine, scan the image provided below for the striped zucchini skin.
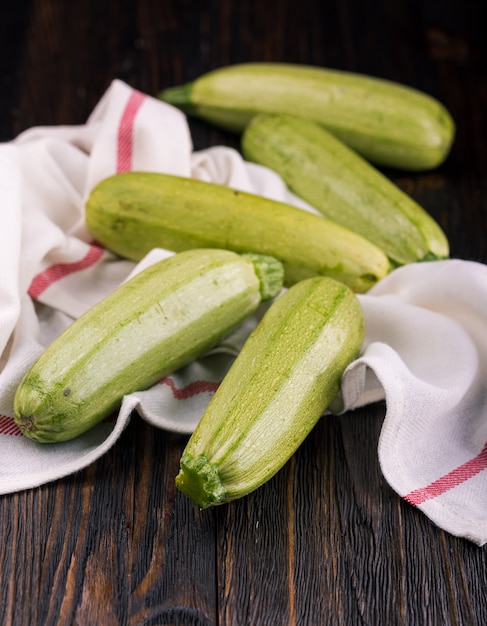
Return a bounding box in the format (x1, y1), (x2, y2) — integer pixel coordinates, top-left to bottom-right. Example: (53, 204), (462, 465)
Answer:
(176, 276), (365, 508)
(159, 62), (455, 171)
(242, 114), (450, 265)
(14, 249), (284, 443)
(85, 172), (390, 293)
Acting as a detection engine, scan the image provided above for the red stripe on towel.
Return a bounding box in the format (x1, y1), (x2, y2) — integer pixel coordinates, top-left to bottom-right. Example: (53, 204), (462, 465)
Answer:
(116, 89), (146, 172)
(28, 243), (105, 299)
(160, 377), (220, 400)
(0, 415), (22, 436)
(404, 441), (487, 506)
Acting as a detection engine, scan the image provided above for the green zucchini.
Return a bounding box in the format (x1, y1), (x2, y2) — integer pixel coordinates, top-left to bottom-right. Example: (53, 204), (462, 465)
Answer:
(85, 171), (390, 293)
(159, 62), (455, 171)
(176, 276), (364, 508)
(242, 113), (449, 265)
(14, 248), (284, 443)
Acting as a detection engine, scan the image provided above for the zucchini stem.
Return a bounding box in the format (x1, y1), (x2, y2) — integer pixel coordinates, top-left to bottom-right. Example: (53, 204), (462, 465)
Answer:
(176, 452), (228, 509)
(242, 253), (284, 300)
(158, 84), (194, 112)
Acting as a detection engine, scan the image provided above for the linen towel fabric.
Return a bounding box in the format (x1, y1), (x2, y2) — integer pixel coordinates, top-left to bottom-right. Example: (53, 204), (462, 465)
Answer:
(1, 80), (486, 546)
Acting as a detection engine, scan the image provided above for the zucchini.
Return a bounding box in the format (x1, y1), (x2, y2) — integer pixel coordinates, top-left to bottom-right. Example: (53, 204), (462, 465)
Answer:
(85, 171), (390, 293)
(176, 276), (364, 508)
(242, 113), (449, 265)
(14, 248), (284, 443)
(159, 62), (455, 171)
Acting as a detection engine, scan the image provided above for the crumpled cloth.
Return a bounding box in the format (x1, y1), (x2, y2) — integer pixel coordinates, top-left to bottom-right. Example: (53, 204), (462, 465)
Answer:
(1, 80), (486, 546)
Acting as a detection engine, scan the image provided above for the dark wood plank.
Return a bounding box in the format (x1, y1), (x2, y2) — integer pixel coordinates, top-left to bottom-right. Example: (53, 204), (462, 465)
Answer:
(0, 421), (218, 626)
(0, 1), (486, 625)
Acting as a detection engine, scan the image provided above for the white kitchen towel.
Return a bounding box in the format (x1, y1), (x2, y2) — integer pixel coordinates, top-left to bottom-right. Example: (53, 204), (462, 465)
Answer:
(1, 80), (486, 546)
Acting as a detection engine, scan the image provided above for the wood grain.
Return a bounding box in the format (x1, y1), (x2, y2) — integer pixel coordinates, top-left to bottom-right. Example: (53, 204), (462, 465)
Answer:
(1, 1), (487, 624)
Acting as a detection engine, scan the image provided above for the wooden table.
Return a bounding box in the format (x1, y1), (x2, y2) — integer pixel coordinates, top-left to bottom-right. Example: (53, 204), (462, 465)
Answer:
(1, 1), (486, 624)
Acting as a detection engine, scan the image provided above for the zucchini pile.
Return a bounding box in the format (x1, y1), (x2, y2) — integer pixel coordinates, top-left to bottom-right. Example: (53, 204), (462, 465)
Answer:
(14, 62), (453, 508)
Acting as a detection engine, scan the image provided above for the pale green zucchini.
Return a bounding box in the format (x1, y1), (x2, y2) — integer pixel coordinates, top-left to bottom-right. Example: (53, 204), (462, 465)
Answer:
(14, 249), (284, 443)
(241, 114), (449, 265)
(159, 62), (455, 170)
(85, 172), (390, 293)
(176, 276), (364, 508)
